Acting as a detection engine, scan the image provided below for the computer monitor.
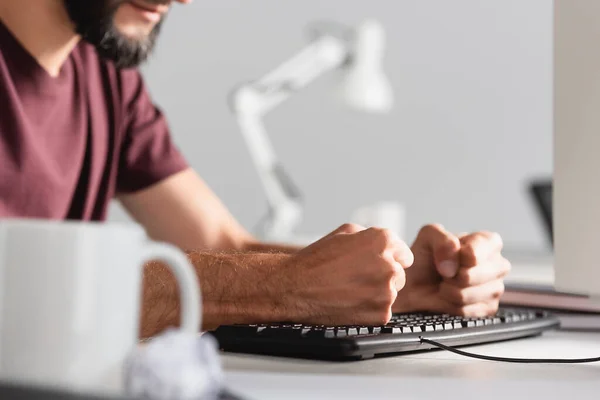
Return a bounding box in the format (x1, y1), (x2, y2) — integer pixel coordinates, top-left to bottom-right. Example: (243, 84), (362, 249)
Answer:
(554, 0), (600, 296)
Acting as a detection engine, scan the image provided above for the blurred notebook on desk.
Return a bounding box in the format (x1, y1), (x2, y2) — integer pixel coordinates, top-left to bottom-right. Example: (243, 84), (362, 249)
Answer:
(501, 249), (600, 312)
(501, 283), (600, 313)
(502, 284), (600, 330)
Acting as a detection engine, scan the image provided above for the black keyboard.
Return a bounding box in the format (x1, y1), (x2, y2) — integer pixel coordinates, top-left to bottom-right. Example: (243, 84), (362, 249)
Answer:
(211, 308), (560, 360)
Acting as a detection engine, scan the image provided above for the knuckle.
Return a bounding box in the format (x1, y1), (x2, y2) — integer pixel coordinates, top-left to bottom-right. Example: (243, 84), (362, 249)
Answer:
(461, 242), (478, 264)
(457, 292), (470, 306)
(368, 227), (394, 246)
(339, 223), (363, 234)
(395, 270), (407, 290)
(387, 287), (399, 304)
(373, 287), (397, 306)
(490, 232), (504, 249)
(454, 306), (469, 317)
(380, 264), (397, 282)
(457, 308), (469, 317)
(494, 281), (505, 298)
(366, 302), (393, 326)
(445, 234), (461, 250)
(503, 258), (512, 274)
(442, 282), (470, 305)
(455, 269), (474, 286)
(475, 231), (503, 249)
(488, 299), (500, 314)
(376, 309), (393, 325)
(420, 223), (445, 237)
(427, 223), (445, 232)
(462, 241), (477, 256)
(465, 304), (488, 318)
(377, 256), (397, 275)
(452, 288), (470, 305)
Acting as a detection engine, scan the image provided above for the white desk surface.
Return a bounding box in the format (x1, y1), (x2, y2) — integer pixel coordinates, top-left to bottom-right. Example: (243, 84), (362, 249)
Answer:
(224, 330), (600, 399)
(222, 253), (600, 399)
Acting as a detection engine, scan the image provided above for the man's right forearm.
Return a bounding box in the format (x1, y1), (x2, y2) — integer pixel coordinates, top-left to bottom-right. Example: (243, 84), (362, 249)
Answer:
(141, 250), (294, 337)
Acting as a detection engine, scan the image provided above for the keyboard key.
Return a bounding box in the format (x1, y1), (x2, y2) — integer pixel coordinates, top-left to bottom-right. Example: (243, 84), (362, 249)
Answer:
(443, 323), (453, 330)
(348, 328), (359, 336)
(371, 327), (382, 334)
(476, 320), (484, 327)
(336, 329), (347, 337)
(325, 329), (335, 338)
(359, 327), (370, 335)
(434, 324), (444, 331)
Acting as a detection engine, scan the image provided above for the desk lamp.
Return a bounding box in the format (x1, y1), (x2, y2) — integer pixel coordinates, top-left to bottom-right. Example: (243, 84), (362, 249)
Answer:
(229, 20), (394, 242)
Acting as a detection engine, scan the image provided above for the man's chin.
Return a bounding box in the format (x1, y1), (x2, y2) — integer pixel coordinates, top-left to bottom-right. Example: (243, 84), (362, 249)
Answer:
(114, 21), (157, 41)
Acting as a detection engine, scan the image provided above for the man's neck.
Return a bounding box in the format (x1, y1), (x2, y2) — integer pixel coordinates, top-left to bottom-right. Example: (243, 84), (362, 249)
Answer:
(0, 0), (80, 77)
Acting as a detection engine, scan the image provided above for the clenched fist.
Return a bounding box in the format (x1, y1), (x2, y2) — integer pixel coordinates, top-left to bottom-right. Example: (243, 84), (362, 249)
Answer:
(280, 224), (414, 326)
(393, 224), (511, 316)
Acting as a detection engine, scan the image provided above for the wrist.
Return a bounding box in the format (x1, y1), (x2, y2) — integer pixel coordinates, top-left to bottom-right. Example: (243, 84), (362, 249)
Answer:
(259, 254), (304, 322)
(202, 252), (296, 326)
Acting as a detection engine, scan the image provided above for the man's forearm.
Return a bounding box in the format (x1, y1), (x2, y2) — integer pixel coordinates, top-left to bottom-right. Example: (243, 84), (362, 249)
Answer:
(140, 250), (293, 338)
(243, 240), (301, 254)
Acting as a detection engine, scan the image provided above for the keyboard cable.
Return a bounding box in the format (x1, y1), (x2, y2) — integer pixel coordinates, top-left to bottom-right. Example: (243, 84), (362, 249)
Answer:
(420, 338), (600, 364)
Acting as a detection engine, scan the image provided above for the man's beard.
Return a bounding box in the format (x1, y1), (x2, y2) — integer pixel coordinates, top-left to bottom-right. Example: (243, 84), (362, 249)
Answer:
(63, 0), (165, 69)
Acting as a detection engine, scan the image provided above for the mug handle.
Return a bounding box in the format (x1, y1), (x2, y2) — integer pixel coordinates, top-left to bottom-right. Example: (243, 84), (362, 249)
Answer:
(141, 242), (201, 334)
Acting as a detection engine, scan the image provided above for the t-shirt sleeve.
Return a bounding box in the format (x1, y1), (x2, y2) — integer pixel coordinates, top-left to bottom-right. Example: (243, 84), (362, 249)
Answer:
(116, 69), (188, 193)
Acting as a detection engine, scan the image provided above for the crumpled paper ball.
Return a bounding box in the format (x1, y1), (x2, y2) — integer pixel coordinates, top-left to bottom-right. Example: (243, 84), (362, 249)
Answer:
(124, 329), (224, 400)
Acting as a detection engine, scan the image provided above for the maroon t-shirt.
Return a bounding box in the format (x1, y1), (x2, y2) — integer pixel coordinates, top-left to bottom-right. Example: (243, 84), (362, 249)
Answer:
(0, 21), (188, 220)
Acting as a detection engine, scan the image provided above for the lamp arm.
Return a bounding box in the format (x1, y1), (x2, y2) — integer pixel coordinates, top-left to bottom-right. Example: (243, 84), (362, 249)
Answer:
(231, 35), (350, 116)
(230, 34), (351, 240)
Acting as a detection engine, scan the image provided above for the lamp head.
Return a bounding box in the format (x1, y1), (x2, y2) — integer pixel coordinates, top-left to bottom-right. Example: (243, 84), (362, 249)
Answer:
(339, 19), (394, 113)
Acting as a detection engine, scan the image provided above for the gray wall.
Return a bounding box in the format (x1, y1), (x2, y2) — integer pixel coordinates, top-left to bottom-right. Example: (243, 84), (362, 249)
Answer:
(109, 0), (553, 250)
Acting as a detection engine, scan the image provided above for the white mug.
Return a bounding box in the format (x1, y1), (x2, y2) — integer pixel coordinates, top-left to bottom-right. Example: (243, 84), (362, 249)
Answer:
(0, 220), (201, 396)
